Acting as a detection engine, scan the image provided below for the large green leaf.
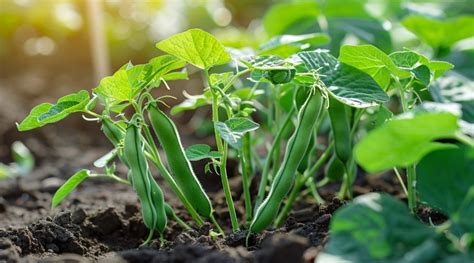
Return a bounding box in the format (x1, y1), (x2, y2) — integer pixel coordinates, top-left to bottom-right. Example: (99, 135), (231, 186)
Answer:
(297, 50), (388, 108)
(402, 15), (474, 51)
(17, 90), (90, 131)
(215, 117), (259, 149)
(258, 33), (330, 58)
(156, 28), (231, 69)
(417, 145), (474, 225)
(170, 90), (212, 115)
(263, 1), (319, 36)
(354, 105), (461, 172)
(52, 169), (90, 208)
(317, 193), (439, 263)
(339, 45), (410, 89)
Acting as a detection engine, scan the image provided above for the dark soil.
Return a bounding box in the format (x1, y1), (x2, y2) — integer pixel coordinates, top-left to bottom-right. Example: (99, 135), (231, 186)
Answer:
(0, 122), (447, 263)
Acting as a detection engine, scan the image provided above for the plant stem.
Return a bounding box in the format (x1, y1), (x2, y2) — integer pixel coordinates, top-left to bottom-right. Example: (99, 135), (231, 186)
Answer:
(399, 80), (417, 213)
(274, 143), (333, 227)
(255, 107), (296, 210)
(240, 137), (252, 226)
(142, 125), (205, 226)
(407, 164), (417, 213)
(306, 179), (325, 204)
(206, 70), (240, 232)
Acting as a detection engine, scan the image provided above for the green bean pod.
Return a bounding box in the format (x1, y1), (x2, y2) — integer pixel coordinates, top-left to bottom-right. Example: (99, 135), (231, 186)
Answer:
(101, 117), (130, 167)
(148, 104), (213, 218)
(264, 68), (296, 84)
(148, 171), (167, 232)
(250, 90), (322, 233)
(124, 117), (167, 232)
(328, 97), (351, 164)
(325, 153), (345, 182)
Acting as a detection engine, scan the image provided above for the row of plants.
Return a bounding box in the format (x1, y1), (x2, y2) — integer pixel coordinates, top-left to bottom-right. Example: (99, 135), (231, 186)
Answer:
(17, 1), (473, 262)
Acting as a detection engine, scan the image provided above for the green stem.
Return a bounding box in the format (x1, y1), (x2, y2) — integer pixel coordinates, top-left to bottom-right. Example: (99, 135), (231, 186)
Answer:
(306, 179), (325, 205)
(399, 81), (417, 213)
(274, 143), (334, 227)
(210, 213), (226, 236)
(407, 164), (417, 213)
(240, 143), (252, 226)
(206, 70), (239, 232)
(222, 68), (251, 92)
(255, 107), (296, 210)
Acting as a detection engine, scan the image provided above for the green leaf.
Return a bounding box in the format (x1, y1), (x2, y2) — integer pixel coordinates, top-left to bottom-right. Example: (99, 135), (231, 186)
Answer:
(327, 18), (393, 54)
(52, 169), (90, 208)
(185, 144), (221, 161)
(216, 117), (259, 149)
(417, 145), (474, 223)
(412, 65), (431, 86)
(297, 50), (389, 108)
(355, 105), (461, 172)
(259, 33), (330, 58)
(431, 73), (474, 125)
(94, 69), (131, 102)
(389, 51), (420, 68)
(365, 105), (393, 131)
(402, 15), (474, 51)
(318, 193), (438, 263)
(17, 90), (90, 131)
(156, 28), (231, 69)
(263, 1), (319, 36)
(339, 45), (411, 89)
(170, 90), (212, 115)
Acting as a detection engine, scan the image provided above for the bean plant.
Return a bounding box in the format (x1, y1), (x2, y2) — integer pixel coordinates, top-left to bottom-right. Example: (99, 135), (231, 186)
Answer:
(17, 3), (474, 260)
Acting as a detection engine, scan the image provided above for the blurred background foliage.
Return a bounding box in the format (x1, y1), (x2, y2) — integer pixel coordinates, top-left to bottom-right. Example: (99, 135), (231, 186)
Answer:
(0, 0), (473, 164)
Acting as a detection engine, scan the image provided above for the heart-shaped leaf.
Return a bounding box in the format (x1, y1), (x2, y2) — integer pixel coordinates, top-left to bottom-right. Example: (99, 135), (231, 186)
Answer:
(156, 28), (231, 70)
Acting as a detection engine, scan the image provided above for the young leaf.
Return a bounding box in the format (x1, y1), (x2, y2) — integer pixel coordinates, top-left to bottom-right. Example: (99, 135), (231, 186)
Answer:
(402, 15), (474, 52)
(354, 104), (461, 173)
(317, 193), (442, 263)
(185, 144), (221, 161)
(52, 169), (90, 208)
(216, 117), (259, 149)
(297, 50), (389, 108)
(156, 28), (231, 70)
(389, 51), (420, 68)
(417, 145), (474, 226)
(17, 90), (90, 131)
(339, 45), (411, 89)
